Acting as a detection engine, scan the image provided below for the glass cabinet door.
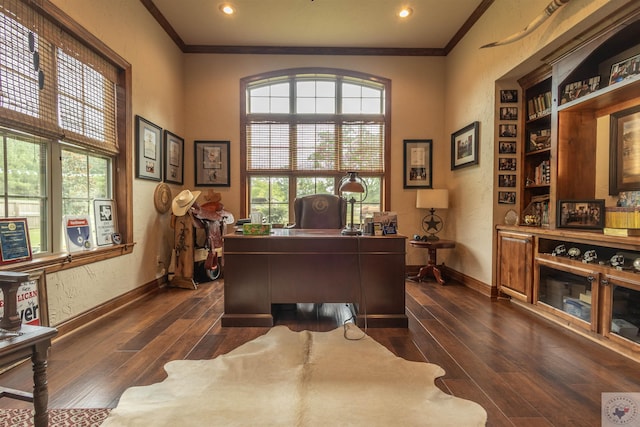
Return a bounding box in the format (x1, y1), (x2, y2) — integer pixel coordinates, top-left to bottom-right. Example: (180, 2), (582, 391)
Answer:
(601, 274), (640, 345)
(535, 259), (599, 331)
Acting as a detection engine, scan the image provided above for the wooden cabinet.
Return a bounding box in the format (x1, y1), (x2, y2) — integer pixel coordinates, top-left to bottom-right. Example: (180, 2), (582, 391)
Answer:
(497, 230), (533, 302)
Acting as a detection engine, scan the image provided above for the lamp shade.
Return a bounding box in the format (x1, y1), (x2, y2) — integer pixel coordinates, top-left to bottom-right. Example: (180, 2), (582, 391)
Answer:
(416, 189), (448, 209)
(339, 172), (365, 193)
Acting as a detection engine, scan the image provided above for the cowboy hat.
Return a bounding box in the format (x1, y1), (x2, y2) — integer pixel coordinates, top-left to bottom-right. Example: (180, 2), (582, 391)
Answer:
(172, 189), (201, 216)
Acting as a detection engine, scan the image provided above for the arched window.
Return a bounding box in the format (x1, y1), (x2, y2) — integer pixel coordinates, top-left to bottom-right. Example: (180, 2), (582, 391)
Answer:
(240, 68), (390, 225)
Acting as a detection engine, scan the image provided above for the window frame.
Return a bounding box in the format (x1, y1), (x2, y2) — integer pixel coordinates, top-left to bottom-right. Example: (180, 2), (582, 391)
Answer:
(0, 0), (133, 272)
(240, 68), (391, 220)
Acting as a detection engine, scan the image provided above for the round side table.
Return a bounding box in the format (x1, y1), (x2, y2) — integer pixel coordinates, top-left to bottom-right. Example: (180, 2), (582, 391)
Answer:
(408, 239), (456, 285)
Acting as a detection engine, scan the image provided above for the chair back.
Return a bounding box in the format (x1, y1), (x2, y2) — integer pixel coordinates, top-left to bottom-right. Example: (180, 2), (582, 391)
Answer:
(292, 194), (347, 229)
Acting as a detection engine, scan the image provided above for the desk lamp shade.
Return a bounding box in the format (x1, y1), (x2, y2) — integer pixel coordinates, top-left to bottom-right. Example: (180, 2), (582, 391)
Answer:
(416, 189), (448, 240)
(339, 172), (366, 235)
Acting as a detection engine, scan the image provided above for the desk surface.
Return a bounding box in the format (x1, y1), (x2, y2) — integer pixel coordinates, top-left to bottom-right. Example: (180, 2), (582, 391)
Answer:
(228, 228), (406, 239)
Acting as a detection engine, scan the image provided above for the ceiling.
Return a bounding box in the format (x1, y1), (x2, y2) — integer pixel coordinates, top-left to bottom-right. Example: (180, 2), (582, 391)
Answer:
(142, 0), (494, 55)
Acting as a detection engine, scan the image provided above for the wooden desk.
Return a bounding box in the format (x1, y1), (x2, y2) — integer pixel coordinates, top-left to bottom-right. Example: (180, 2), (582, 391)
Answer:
(0, 324), (58, 427)
(222, 229), (407, 328)
(409, 239), (456, 285)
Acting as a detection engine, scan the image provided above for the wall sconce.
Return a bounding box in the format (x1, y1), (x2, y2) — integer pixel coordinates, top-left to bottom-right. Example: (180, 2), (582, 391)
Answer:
(339, 172), (367, 236)
(416, 189), (449, 241)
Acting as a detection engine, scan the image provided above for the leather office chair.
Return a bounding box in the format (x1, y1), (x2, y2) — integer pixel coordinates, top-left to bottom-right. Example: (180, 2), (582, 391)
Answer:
(291, 194), (347, 229)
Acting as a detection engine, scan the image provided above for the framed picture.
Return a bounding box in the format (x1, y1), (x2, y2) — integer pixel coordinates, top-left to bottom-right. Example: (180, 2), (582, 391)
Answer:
(498, 157), (516, 171)
(610, 105), (640, 194)
(499, 124), (517, 137)
(93, 199), (117, 246)
(500, 90), (518, 103)
(164, 130), (184, 185)
(498, 174), (516, 188)
(135, 115), (162, 181)
(451, 122), (479, 170)
(403, 139), (432, 188)
(499, 107), (518, 120)
(609, 53), (640, 85)
(557, 199), (605, 229)
(0, 270), (49, 326)
(498, 141), (516, 154)
(195, 140), (230, 187)
(0, 217), (32, 265)
(498, 191), (516, 204)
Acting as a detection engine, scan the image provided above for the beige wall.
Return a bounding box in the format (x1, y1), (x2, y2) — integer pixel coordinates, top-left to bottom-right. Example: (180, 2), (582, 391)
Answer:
(41, 0), (633, 325)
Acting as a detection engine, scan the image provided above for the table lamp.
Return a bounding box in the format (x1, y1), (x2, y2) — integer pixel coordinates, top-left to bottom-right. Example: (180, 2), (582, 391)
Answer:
(416, 189), (448, 241)
(339, 171), (367, 236)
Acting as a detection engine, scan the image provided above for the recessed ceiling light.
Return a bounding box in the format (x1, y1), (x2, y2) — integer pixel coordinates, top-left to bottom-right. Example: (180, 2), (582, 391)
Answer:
(398, 7), (413, 18)
(219, 4), (235, 15)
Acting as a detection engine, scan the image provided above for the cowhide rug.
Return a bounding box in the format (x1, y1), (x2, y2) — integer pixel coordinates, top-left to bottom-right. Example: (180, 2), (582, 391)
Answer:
(102, 325), (487, 426)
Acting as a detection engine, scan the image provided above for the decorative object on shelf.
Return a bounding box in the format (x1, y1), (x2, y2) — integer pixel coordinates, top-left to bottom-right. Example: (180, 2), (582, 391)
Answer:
(194, 140), (230, 187)
(551, 244), (567, 257)
(522, 194), (549, 226)
(567, 247), (581, 259)
(451, 122), (479, 170)
(164, 130), (184, 185)
(557, 199), (605, 230)
(135, 115), (163, 181)
(480, 0), (570, 48)
(610, 105), (640, 193)
(339, 171), (367, 236)
(560, 76), (600, 104)
(504, 209), (518, 225)
(416, 189), (448, 241)
(610, 254), (625, 268)
(583, 250), (598, 263)
(609, 53), (640, 85)
(633, 258), (640, 272)
(154, 183), (172, 214)
(403, 139), (432, 188)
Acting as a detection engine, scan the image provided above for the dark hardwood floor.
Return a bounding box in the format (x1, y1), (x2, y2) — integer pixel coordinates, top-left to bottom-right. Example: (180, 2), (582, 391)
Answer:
(1, 277), (639, 426)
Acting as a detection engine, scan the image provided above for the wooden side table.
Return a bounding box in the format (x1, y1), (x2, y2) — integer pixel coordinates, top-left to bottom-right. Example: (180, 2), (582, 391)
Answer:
(0, 324), (58, 427)
(408, 239), (456, 285)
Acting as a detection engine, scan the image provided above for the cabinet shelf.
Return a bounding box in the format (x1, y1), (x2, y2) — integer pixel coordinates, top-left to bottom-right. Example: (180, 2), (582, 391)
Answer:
(558, 74), (640, 114)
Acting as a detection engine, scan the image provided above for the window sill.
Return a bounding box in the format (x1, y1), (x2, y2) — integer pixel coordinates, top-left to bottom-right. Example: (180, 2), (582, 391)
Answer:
(0, 242), (136, 274)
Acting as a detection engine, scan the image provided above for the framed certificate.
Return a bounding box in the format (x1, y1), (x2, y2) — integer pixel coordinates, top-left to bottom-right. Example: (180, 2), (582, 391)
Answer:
(0, 218), (32, 265)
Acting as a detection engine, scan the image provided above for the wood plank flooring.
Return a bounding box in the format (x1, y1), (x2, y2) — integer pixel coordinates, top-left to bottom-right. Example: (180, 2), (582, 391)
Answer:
(1, 278), (639, 426)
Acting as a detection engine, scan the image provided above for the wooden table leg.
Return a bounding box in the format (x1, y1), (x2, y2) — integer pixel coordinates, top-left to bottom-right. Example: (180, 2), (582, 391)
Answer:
(32, 341), (50, 427)
(409, 247), (447, 285)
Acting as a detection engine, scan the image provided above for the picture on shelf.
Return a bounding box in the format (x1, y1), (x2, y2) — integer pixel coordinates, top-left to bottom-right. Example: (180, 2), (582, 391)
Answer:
(557, 199), (605, 229)
(609, 53), (640, 85)
(498, 141), (516, 154)
(498, 191), (516, 204)
(499, 124), (517, 137)
(498, 174), (516, 188)
(498, 157), (516, 171)
(527, 129), (551, 152)
(499, 90), (518, 103)
(499, 107), (518, 120)
(560, 76), (600, 104)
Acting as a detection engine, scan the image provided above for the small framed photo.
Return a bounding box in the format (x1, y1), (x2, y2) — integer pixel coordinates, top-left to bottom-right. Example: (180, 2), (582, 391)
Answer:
(135, 115), (162, 181)
(195, 140), (230, 187)
(403, 139), (432, 188)
(498, 191), (516, 204)
(451, 122), (479, 170)
(164, 130), (184, 185)
(498, 157), (517, 171)
(500, 90), (518, 103)
(610, 105), (640, 193)
(498, 141), (516, 154)
(499, 124), (517, 138)
(498, 174), (516, 188)
(557, 199), (605, 229)
(0, 217), (32, 265)
(609, 53), (640, 85)
(499, 107), (518, 120)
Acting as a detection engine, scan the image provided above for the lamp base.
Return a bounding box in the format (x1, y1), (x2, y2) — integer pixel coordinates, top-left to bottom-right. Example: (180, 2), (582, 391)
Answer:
(425, 234), (440, 241)
(341, 227), (362, 236)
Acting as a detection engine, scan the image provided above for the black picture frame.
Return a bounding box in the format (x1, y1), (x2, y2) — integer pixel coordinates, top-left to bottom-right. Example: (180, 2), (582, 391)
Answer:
(135, 115), (162, 181)
(451, 122), (479, 170)
(498, 141), (516, 154)
(499, 107), (518, 120)
(195, 140), (230, 187)
(557, 199), (605, 229)
(164, 130), (184, 185)
(403, 139), (432, 189)
(610, 105), (640, 194)
(498, 123), (517, 137)
(500, 89), (518, 103)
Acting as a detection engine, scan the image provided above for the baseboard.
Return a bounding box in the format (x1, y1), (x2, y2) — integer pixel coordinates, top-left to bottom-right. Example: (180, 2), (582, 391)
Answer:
(52, 276), (166, 338)
(406, 264), (496, 298)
